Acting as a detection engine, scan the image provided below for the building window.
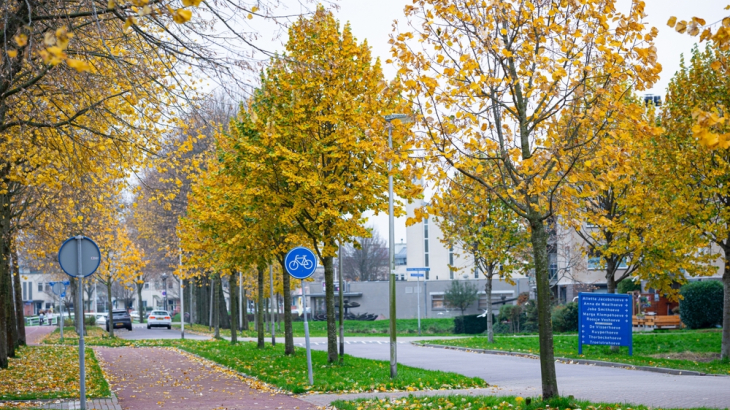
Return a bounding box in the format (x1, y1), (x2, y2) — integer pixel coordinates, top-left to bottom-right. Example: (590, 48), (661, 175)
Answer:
(144, 283), (150, 289)
(475, 264), (479, 279)
(588, 256), (601, 270)
(38, 282), (43, 292)
(431, 294), (445, 309)
(22, 282), (27, 301)
(618, 258), (629, 269)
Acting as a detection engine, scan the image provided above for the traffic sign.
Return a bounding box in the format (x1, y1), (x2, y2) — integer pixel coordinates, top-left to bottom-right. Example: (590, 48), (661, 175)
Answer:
(58, 236), (101, 278)
(50, 281), (66, 296)
(406, 267), (430, 271)
(285, 247), (318, 279)
(410, 273), (424, 277)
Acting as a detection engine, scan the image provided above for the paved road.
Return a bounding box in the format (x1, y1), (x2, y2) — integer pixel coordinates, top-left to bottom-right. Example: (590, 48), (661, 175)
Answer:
(302, 338), (730, 409)
(95, 347), (316, 410)
(116, 325), (211, 341)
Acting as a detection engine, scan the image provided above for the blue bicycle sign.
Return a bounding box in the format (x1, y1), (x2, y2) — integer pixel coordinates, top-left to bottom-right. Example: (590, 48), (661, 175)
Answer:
(285, 247), (318, 279)
(289, 254), (314, 271)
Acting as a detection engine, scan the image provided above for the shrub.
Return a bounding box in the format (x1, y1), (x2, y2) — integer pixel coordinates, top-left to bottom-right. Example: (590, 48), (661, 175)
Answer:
(454, 314), (488, 334)
(551, 302), (578, 333)
(680, 280), (724, 329)
(617, 279), (642, 294)
(85, 316), (97, 326)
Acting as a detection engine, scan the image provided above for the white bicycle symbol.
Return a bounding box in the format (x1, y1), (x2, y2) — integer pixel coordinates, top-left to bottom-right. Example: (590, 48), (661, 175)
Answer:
(289, 255), (314, 271)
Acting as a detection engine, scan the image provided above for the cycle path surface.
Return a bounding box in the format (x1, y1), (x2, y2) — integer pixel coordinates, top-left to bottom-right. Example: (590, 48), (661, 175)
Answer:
(94, 347), (317, 410)
(297, 337), (730, 409)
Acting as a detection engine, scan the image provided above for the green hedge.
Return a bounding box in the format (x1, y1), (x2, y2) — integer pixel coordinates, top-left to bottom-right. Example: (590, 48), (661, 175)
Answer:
(551, 301), (578, 332)
(680, 280), (723, 329)
(454, 314), (488, 334)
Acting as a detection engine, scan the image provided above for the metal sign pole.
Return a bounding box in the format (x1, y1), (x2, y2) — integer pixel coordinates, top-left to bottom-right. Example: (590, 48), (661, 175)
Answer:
(75, 236), (86, 410)
(60, 299), (64, 342)
(417, 273), (421, 336)
(179, 248), (185, 340)
(302, 280), (313, 385)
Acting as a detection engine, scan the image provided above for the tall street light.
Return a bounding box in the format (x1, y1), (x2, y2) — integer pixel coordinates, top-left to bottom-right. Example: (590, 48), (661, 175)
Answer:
(161, 273), (168, 312)
(384, 113), (412, 379)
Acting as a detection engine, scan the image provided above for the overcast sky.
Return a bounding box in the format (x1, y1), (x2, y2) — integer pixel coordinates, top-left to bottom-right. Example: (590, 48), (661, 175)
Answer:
(254, 1), (726, 246)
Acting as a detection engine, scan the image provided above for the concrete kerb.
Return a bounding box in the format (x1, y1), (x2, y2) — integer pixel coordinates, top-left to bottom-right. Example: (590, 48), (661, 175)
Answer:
(416, 342), (730, 377)
(300, 387), (506, 407)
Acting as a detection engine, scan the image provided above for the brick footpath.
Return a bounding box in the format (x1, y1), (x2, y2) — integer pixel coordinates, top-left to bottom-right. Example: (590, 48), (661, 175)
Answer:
(94, 347), (318, 410)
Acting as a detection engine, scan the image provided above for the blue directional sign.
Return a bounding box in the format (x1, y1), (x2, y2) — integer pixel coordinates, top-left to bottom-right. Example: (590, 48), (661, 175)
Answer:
(406, 267), (430, 271)
(579, 293), (632, 355)
(410, 273), (424, 277)
(285, 247), (318, 279)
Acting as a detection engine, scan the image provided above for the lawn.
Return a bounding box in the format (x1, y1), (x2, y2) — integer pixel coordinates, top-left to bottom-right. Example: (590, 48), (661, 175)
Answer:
(0, 345), (110, 400)
(332, 394), (722, 410)
(178, 339), (486, 394)
(174, 318), (455, 338)
(425, 329), (730, 375)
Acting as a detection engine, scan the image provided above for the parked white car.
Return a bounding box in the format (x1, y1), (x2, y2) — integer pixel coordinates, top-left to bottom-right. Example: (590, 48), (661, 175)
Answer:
(147, 310), (172, 329)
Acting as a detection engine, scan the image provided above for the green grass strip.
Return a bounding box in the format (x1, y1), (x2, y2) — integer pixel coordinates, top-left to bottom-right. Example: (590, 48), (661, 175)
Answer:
(426, 330), (730, 375)
(332, 394), (724, 410)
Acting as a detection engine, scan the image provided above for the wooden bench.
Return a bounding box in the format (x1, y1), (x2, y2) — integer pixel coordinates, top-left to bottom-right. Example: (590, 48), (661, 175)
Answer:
(654, 315), (683, 329)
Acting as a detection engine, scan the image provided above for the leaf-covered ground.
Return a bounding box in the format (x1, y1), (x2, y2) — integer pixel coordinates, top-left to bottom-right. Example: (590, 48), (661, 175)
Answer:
(426, 330), (730, 375)
(332, 395), (723, 410)
(0, 345), (110, 400)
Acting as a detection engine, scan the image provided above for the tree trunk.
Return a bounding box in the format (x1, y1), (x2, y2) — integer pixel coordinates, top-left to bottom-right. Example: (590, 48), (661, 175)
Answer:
(485, 271), (494, 344)
(606, 260), (619, 352)
(721, 256), (730, 360)
(209, 278), (214, 331)
(279, 258), (294, 355)
(12, 248), (25, 346)
(7, 273), (17, 357)
(0, 171), (9, 368)
(242, 288), (249, 331)
(137, 282), (145, 324)
(529, 216), (559, 399)
(229, 274), (237, 344)
(0, 247), (8, 368)
(323, 255), (337, 363)
(257, 266), (265, 348)
(107, 281), (114, 338)
(213, 274), (220, 338)
(216, 276), (230, 330)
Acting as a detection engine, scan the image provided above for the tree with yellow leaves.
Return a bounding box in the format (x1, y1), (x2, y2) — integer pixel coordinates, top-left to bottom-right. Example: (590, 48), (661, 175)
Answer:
(430, 173), (530, 343)
(251, 6), (419, 363)
(654, 44), (730, 359)
(391, 0), (661, 397)
(559, 98), (711, 299)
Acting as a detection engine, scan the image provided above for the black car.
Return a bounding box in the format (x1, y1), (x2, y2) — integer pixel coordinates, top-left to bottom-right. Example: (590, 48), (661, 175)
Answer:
(106, 309), (133, 331)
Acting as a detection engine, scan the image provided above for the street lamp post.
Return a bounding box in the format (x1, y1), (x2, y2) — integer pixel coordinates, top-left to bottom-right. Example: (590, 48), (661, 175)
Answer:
(161, 273), (168, 312)
(384, 113), (411, 379)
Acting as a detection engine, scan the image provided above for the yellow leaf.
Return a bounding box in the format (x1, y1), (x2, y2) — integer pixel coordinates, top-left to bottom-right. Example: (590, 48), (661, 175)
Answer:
(14, 34), (28, 47)
(124, 17), (136, 30)
(67, 59), (93, 73)
(711, 61), (722, 71)
(724, 17), (730, 28)
(252, 6), (259, 12)
(108, 0), (115, 8)
(247, 13), (253, 19)
(675, 20), (688, 34)
(172, 8), (193, 24)
(182, 0), (203, 6)
(667, 16), (677, 28)
(7, 50), (18, 58)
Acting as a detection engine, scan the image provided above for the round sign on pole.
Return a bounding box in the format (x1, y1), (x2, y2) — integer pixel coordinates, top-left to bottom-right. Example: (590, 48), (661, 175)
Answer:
(51, 282), (66, 296)
(58, 236), (101, 278)
(285, 247), (318, 279)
